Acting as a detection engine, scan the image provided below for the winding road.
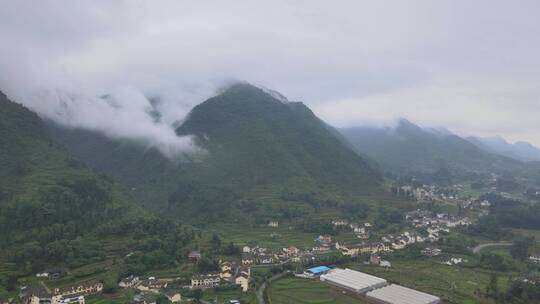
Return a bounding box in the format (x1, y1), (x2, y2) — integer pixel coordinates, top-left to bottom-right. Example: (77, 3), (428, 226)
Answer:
(256, 271), (291, 304)
(472, 242), (512, 254)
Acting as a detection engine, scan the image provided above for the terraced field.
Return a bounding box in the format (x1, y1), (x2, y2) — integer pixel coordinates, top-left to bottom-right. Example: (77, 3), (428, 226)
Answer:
(267, 277), (368, 304)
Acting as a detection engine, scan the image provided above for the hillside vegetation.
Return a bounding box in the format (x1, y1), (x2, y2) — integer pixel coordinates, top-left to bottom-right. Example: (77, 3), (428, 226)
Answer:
(0, 92), (197, 276)
(47, 84), (382, 221)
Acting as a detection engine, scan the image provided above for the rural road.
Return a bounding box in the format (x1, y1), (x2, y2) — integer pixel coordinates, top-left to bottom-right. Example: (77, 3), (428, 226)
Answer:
(257, 271), (291, 304)
(472, 242), (512, 254)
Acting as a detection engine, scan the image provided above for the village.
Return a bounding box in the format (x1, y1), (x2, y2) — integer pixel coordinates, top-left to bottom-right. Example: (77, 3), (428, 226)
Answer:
(18, 199), (477, 304)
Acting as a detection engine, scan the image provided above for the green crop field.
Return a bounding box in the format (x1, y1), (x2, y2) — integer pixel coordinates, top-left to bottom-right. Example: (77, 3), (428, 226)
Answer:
(345, 258), (514, 304)
(267, 277), (368, 304)
(202, 288), (257, 304)
(85, 291), (133, 304)
(210, 223), (362, 251)
(267, 256), (515, 304)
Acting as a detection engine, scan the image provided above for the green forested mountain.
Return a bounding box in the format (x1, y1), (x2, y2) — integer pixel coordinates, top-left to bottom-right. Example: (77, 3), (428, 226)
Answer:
(0, 91), (198, 275)
(340, 119), (527, 185)
(0, 91), (137, 241)
(176, 83), (380, 191)
(467, 135), (540, 162)
(46, 83), (381, 219)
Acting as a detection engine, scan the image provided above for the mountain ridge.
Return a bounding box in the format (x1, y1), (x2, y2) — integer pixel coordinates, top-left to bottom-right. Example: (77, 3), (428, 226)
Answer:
(340, 119), (527, 185)
(467, 135), (540, 162)
(45, 83), (382, 220)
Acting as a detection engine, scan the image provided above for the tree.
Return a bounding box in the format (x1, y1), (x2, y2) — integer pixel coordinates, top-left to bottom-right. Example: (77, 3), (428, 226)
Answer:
(192, 289), (202, 303)
(6, 275), (17, 292)
(102, 273), (118, 293)
(486, 274), (499, 298)
(155, 294), (170, 304)
(197, 258), (219, 273)
(210, 233), (222, 252)
(510, 237), (534, 260)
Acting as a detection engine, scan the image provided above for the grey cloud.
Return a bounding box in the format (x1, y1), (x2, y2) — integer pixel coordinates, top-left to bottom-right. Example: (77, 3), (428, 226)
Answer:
(0, 0), (539, 150)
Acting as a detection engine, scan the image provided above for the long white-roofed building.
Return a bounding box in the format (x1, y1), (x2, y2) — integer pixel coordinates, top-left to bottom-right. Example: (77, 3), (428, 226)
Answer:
(366, 284), (440, 304)
(319, 268), (387, 294)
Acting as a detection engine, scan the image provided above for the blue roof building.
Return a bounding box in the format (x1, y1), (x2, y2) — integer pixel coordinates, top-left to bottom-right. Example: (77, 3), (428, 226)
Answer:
(306, 266), (331, 276)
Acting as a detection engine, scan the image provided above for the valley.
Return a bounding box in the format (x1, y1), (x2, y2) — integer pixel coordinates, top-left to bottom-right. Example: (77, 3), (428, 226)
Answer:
(1, 86), (539, 304)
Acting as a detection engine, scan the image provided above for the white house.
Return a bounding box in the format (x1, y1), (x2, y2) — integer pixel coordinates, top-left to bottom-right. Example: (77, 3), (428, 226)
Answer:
(165, 291), (181, 303)
(118, 275), (139, 288)
(191, 274), (221, 289)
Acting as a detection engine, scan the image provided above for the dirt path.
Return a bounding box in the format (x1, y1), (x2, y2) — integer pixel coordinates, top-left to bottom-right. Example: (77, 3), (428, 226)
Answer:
(472, 242), (512, 254)
(257, 271), (291, 304)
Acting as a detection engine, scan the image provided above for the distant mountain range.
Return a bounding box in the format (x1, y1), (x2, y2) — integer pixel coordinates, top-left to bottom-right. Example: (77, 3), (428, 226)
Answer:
(467, 135), (540, 162)
(4, 81), (539, 228)
(340, 119), (538, 186)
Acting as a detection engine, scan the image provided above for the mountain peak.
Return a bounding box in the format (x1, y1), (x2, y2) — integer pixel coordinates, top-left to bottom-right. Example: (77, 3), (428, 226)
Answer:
(395, 118), (424, 135)
(174, 83), (381, 192)
(216, 82), (290, 105)
(397, 118), (421, 129)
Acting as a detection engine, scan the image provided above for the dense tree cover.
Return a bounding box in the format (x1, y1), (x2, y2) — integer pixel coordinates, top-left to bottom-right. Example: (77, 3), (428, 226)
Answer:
(484, 193), (540, 230)
(471, 180), (486, 190)
(375, 207), (403, 229)
(0, 92), (159, 273)
(196, 258), (220, 273)
(177, 84), (381, 192)
(438, 233), (477, 254)
(485, 273), (540, 303)
(510, 237), (535, 260)
(479, 253), (515, 271)
(340, 202), (370, 219)
(466, 215), (511, 240)
(298, 219), (335, 235)
(0, 92), (207, 279)
(466, 193), (540, 242)
(495, 178), (521, 192)
(1, 177), (123, 244)
(167, 181), (239, 222)
(7, 217), (197, 275)
(505, 280), (540, 302)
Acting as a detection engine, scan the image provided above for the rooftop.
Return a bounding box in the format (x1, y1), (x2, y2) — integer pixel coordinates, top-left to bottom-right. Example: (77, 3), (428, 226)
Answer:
(306, 266), (331, 274)
(366, 284), (440, 304)
(320, 268), (387, 293)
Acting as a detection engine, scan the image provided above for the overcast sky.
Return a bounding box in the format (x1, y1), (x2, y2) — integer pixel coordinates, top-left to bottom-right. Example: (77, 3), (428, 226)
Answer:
(1, 0), (539, 151)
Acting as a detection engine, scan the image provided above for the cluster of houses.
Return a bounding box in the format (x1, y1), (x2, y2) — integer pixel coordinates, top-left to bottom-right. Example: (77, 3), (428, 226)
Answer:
(406, 209), (471, 239)
(381, 231), (431, 250)
(400, 185), (460, 202)
(368, 210), (470, 252)
(240, 243), (329, 267)
(407, 209), (472, 229)
(241, 245), (277, 265)
(461, 199), (491, 210)
(421, 247), (442, 257)
(328, 208), (471, 259)
(118, 276), (181, 304)
(336, 242), (390, 256)
(190, 260), (251, 292)
(332, 220), (372, 239)
(34, 269), (67, 281)
(20, 280), (103, 304)
(443, 257), (466, 265)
